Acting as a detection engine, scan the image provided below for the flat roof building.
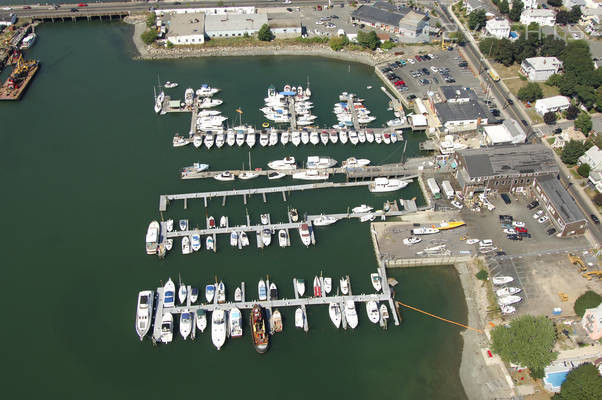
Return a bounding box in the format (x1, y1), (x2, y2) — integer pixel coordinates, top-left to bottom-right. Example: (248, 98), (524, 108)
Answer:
(535, 95), (571, 115)
(350, 5), (427, 38)
(166, 12), (205, 45)
(205, 13), (268, 38)
(520, 57), (563, 82)
(434, 100), (491, 132)
(486, 18), (511, 39)
(266, 13), (302, 38)
(483, 119), (527, 145)
(438, 86), (478, 103)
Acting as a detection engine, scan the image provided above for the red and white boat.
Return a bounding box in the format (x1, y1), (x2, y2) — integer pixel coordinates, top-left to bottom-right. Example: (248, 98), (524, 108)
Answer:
(208, 216), (216, 229)
(313, 276), (322, 297)
(299, 223), (311, 247)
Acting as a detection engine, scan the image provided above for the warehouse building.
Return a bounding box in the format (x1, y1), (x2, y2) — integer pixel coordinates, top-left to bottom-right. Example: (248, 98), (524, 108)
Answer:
(204, 13), (268, 38)
(166, 13), (205, 45)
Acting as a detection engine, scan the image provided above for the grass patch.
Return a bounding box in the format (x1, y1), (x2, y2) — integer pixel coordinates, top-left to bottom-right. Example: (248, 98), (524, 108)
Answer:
(547, 137), (556, 145)
(526, 108), (543, 124)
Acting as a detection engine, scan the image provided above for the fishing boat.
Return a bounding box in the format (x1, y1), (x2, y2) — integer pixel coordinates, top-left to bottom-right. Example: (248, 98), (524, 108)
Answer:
(178, 283), (187, 305)
(179, 219), (188, 231)
(328, 303), (342, 328)
(292, 170), (329, 180)
(411, 227), (440, 235)
(366, 301), (380, 324)
(261, 229), (272, 247)
(190, 287), (199, 303)
(268, 171), (286, 180)
(164, 278), (176, 308)
(498, 295), (522, 306)
(165, 239), (173, 251)
(240, 231), (250, 247)
(312, 214), (338, 226)
(250, 305), (269, 354)
(164, 81), (178, 89)
(135, 290), (154, 340)
(432, 221), (465, 230)
(492, 276), (514, 285)
(271, 309), (283, 333)
(181, 236), (191, 254)
(214, 171), (235, 181)
(145, 221), (160, 255)
(230, 231), (239, 247)
(216, 281), (226, 304)
(313, 276), (322, 297)
(306, 156), (337, 169)
(299, 223), (311, 247)
(323, 277), (332, 294)
(278, 229), (288, 247)
(220, 216), (228, 228)
(289, 208), (299, 222)
(195, 309), (207, 332)
(180, 312), (192, 340)
(369, 178), (409, 193)
(191, 234), (201, 252)
(206, 236), (215, 251)
(229, 307), (243, 338)
(360, 213), (375, 222)
(258, 279), (267, 301)
(205, 284), (216, 303)
(352, 204), (373, 213)
(345, 301), (358, 329)
(268, 156), (296, 170)
(159, 312), (173, 343)
(403, 237), (422, 245)
(295, 307), (305, 328)
(269, 282), (278, 300)
(370, 273), (382, 291)
(211, 309), (227, 350)
(340, 277), (349, 295)
(342, 157), (370, 168)
(496, 287), (522, 297)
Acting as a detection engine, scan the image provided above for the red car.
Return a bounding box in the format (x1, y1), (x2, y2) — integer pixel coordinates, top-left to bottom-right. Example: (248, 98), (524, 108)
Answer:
(515, 227), (528, 233)
(78, 3), (88, 7)
(414, 55), (421, 61)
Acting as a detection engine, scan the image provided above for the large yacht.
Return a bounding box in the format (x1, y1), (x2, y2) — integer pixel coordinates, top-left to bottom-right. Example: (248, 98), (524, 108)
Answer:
(145, 221), (160, 255)
(135, 290), (154, 340)
(211, 309), (227, 350)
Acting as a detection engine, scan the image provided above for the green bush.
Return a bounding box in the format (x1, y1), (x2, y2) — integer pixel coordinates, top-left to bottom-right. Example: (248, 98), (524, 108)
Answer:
(553, 363), (602, 400)
(329, 35), (349, 51)
(257, 24), (274, 42)
(561, 140), (586, 165)
(476, 269), (489, 281)
(145, 12), (156, 28)
(517, 82), (543, 102)
(141, 29), (158, 45)
(381, 40), (395, 50)
(577, 163), (591, 178)
(575, 112), (592, 135)
(574, 290), (601, 317)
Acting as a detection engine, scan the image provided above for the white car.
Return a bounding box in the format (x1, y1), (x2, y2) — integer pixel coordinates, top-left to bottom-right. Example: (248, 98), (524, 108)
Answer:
(533, 210), (544, 219)
(572, 33), (580, 39)
(315, 21), (324, 25)
(512, 221), (526, 228)
(503, 228), (515, 235)
(479, 239), (493, 247)
(451, 200), (463, 209)
(428, 53), (435, 59)
(408, 58), (415, 64)
(430, 66), (438, 73)
(538, 216), (549, 224)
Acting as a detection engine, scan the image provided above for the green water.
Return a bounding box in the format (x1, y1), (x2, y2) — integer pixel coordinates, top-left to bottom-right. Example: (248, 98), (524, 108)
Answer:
(1, 22), (468, 399)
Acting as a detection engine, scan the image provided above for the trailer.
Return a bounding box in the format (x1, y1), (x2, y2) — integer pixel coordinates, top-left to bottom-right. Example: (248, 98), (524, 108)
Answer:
(426, 177), (441, 199)
(441, 180), (454, 200)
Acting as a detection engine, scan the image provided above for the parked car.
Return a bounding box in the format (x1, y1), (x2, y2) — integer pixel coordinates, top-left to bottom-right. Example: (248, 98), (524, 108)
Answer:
(512, 221), (526, 228)
(496, 251), (507, 256)
(527, 200), (539, 209)
(538, 216), (549, 224)
(591, 214), (600, 224)
(415, 55), (422, 61)
(506, 234), (522, 240)
(491, 109), (500, 117)
(546, 228), (557, 235)
(407, 94), (417, 100)
(553, 128), (562, 134)
(515, 226), (528, 233)
(518, 232), (531, 238)
(503, 228), (515, 235)
(501, 193), (511, 204)
(521, 119), (528, 126)
(421, 68), (430, 75)
(499, 214), (513, 221)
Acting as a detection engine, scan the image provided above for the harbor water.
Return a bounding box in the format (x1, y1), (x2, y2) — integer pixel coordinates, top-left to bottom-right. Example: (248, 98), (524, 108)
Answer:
(0, 22), (468, 399)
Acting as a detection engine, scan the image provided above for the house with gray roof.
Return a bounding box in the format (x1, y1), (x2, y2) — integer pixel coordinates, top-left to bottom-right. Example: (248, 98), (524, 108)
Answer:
(434, 100), (491, 132)
(438, 86), (478, 103)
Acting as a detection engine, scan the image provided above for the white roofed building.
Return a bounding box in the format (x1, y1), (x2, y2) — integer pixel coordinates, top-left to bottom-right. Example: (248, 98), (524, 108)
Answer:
(534, 96), (571, 115)
(486, 19), (511, 39)
(204, 13), (268, 38)
(523, 0), (539, 8)
(166, 13), (205, 45)
(520, 9), (556, 27)
(483, 119), (527, 144)
(520, 57), (563, 82)
(578, 145), (602, 171)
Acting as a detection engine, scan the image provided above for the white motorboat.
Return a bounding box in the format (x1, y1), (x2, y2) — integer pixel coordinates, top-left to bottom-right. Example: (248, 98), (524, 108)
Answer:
(234, 287), (242, 302)
(269, 131), (279, 146)
(190, 287), (199, 303)
(271, 309), (283, 334)
(215, 132), (225, 148)
(204, 133), (215, 149)
(292, 170), (329, 180)
(371, 273), (382, 291)
(178, 283), (187, 305)
(193, 135), (203, 148)
(496, 287), (522, 297)
(181, 236), (191, 254)
(295, 307), (305, 328)
(301, 130), (310, 144)
(342, 158), (370, 168)
(165, 239), (173, 251)
(238, 171), (259, 180)
(159, 312), (173, 343)
(196, 84), (220, 97)
(345, 300), (358, 329)
(214, 171), (235, 181)
(240, 231), (250, 247)
(246, 133), (256, 148)
(268, 156), (296, 170)
(206, 236), (215, 251)
(184, 88), (194, 106)
(205, 284), (216, 303)
(387, 119), (405, 127)
(498, 295), (522, 306)
(196, 309), (207, 332)
(145, 221), (160, 255)
(296, 279), (305, 296)
(261, 229), (272, 247)
(280, 131), (290, 145)
(323, 277), (332, 294)
(269, 282), (278, 300)
(298, 223), (311, 247)
(380, 304), (390, 321)
(226, 131), (236, 146)
(219, 216), (228, 228)
(163, 278), (176, 308)
(349, 131), (359, 145)
(191, 234), (201, 252)
(366, 301), (380, 324)
(320, 131), (329, 145)
(164, 81), (178, 89)
(258, 279), (267, 301)
(339, 277), (349, 295)
(229, 307), (243, 338)
(278, 229), (288, 247)
(230, 231), (239, 247)
(360, 213), (375, 222)
(312, 214), (338, 226)
(329, 131), (339, 144)
(492, 276), (514, 285)
(369, 177), (409, 193)
(177, 220), (188, 232)
(329, 303), (342, 328)
(306, 156), (337, 169)
(180, 312), (192, 340)
(180, 163), (209, 178)
(291, 131), (301, 146)
(261, 214), (269, 225)
(154, 91), (165, 114)
(374, 132), (383, 143)
(352, 204), (373, 213)
(339, 130), (348, 144)
(135, 290), (154, 340)
(198, 97), (223, 109)
(216, 281), (226, 304)
(289, 208), (299, 222)
(501, 305), (516, 315)
(403, 237), (422, 246)
(172, 135), (190, 148)
(20, 32), (37, 49)
(236, 131), (245, 146)
(411, 227), (440, 235)
(358, 130), (366, 143)
(314, 276), (323, 297)
(268, 171), (286, 180)
(259, 132), (269, 147)
(366, 130), (374, 143)
(211, 309), (227, 350)
(383, 133), (392, 144)
(309, 131), (320, 145)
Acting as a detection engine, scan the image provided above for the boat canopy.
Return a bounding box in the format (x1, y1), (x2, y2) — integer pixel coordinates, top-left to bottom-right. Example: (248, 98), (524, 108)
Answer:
(279, 91), (296, 96)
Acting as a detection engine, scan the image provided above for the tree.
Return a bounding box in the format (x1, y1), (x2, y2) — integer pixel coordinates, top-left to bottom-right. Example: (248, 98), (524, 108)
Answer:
(548, 0), (562, 6)
(329, 35), (349, 51)
(574, 290), (601, 317)
(509, 0), (524, 22)
(257, 24), (274, 41)
(166, 41), (174, 49)
(141, 29), (158, 45)
(491, 315), (557, 378)
(561, 140), (586, 164)
(575, 112), (593, 135)
(541, 36), (566, 58)
(544, 112), (557, 125)
(499, 0), (510, 14)
(381, 40), (395, 50)
(578, 163), (591, 177)
(517, 82), (543, 102)
(476, 269), (489, 281)
(494, 39), (515, 66)
(565, 104), (580, 120)
(568, 5), (582, 24)
(556, 10), (569, 25)
(357, 30), (380, 50)
(553, 363), (602, 400)
(450, 31), (465, 44)
(468, 9), (487, 30)
(145, 12), (156, 28)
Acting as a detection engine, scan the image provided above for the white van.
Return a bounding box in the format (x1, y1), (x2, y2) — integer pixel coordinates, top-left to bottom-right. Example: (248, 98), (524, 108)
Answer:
(479, 239), (493, 247)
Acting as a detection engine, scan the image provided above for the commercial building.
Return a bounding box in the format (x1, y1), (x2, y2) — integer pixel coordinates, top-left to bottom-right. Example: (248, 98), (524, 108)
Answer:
(520, 9), (557, 27)
(482, 119), (527, 145)
(204, 13), (268, 38)
(454, 144), (558, 196)
(485, 18), (511, 39)
(582, 303), (602, 340)
(520, 57), (563, 82)
(533, 175), (587, 237)
(350, 4), (428, 37)
(438, 86), (478, 103)
(434, 100), (491, 132)
(534, 96), (571, 115)
(578, 145), (602, 171)
(398, 10), (429, 38)
(166, 13), (205, 45)
(266, 13), (302, 38)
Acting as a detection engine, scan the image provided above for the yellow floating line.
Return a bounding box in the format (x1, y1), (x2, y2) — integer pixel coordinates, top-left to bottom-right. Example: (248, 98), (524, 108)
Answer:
(396, 301), (483, 333)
